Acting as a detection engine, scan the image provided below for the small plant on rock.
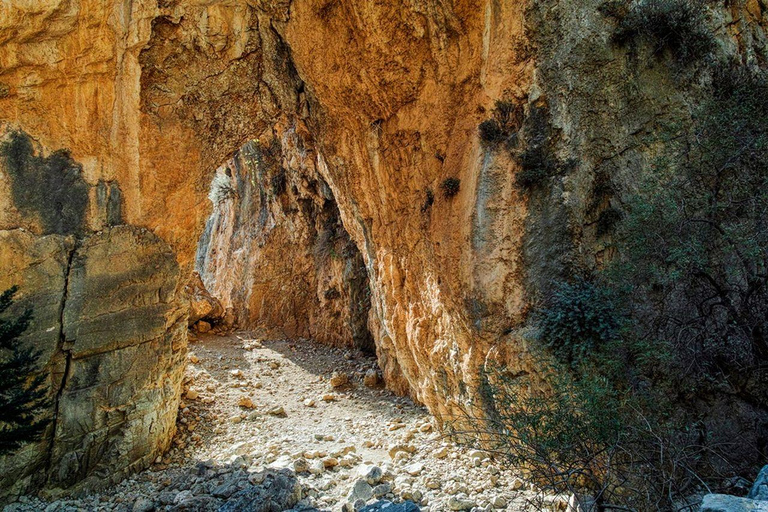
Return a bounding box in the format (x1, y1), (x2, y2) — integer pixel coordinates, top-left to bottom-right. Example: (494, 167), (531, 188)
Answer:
(440, 178), (461, 198)
(479, 100), (522, 147)
(613, 0), (715, 65)
(513, 105), (576, 191)
(208, 170), (237, 205)
(538, 277), (623, 367)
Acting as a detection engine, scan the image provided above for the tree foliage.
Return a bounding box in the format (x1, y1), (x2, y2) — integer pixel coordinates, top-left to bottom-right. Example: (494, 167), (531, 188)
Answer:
(613, 0), (716, 65)
(0, 286), (50, 454)
(614, 66), (768, 390)
(456, 64), (768, 510)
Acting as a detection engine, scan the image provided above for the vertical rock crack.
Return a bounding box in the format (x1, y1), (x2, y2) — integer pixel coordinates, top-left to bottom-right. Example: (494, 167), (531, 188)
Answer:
(43, 241), (77, 477)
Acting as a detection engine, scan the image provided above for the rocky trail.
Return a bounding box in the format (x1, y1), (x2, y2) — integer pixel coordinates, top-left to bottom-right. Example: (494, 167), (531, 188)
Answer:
(6, 333), (554, 512)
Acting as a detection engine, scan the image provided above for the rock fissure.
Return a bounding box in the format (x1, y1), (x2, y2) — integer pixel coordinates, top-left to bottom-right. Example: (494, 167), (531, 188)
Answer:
(43, 239), (76, 478)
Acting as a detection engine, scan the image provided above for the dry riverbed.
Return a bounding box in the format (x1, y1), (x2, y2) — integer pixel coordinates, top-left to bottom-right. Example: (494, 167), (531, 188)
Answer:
(5, 332), (563, 512)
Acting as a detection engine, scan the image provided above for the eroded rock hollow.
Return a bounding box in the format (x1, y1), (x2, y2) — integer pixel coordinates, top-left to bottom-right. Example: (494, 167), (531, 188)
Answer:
(1, 0), (768, 498)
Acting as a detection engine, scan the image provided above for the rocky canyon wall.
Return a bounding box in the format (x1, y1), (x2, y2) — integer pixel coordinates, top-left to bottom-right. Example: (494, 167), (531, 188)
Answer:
(1, 0), (768, 497)
(195, 134), (374, 351)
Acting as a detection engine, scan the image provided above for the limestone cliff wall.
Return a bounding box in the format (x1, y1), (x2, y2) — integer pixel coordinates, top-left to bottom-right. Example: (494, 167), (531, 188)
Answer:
(0, 225), (184, 498)
(1, 0), (768, 497)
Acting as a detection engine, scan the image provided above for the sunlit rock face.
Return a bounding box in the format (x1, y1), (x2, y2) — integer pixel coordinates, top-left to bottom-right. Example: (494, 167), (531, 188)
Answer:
(195, 135), (374, 352)
(2, 0), (768, 497)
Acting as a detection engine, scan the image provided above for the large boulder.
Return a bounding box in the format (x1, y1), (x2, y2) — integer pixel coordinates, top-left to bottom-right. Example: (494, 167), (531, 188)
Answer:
(700, 494), (768, 511)
(0, 226), (187, 498)
(218, 469), (302, 512)
(185, 272), (224, 327)
(0, 229), (75, 499)
(699, 465), (768, 511)
(750, 466), (768, 501)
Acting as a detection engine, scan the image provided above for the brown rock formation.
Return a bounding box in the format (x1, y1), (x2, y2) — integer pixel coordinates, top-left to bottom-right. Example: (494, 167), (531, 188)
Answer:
(1, 0), (768, 497)
(0, 225), (184, 498)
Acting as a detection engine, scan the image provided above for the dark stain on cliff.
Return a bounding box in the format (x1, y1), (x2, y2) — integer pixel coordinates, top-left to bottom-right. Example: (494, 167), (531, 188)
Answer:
(1, 131), (89, 236)
(96, 180), (124, 228)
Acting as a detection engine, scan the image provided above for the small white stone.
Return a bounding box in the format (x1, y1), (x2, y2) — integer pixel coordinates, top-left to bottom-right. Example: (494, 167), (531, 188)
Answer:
(404, 462), (424, 476)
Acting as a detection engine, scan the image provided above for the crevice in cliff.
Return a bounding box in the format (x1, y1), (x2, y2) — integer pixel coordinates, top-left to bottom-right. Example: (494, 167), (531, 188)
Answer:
(43, 241), (77, 478)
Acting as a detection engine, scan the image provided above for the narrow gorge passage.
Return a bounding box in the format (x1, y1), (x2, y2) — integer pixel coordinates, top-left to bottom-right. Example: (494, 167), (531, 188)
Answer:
(11, 332), (539, 512)
(191, 138), (376, 354)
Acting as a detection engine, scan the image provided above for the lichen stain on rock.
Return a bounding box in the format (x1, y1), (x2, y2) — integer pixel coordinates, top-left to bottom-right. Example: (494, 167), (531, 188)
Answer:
(1, 131), (89, 236)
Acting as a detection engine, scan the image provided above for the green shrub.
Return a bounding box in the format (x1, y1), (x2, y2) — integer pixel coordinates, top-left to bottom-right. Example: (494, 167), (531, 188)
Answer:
(324, 287), (340, 300)
(457, 61), (768, 510)
(453, 359), (702, 511)
(515, 148), (557, 189)
(441, 177), (461, 198)
(612, 65), (768, 384)
(614, 0), (715, 65)
(514, 106), (576, 190)
(478, 119), (505, 145)
(0, 286), (50, 454)
(479, 100), (522, 147)
(538, 278), (623, 367)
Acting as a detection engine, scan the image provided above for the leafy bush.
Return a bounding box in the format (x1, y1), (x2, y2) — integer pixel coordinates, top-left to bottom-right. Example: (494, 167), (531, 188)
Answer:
(0, 286), (49, 454)
(514, 106), (576, 190)
(538, 278), (623, 367)
(453, 359), (704, 511)
(516, 148), (557, 189)
(614, 0), (715, 65)
(324, 287), (340, 300)
(441, 178), (461, 198)
(613, 65), (768, 385)
(478, 120), (505, 145)
(208, 170), (237, 205)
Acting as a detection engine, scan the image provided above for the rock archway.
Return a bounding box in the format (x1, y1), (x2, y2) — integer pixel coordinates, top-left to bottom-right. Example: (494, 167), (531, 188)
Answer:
(0, 0), (533, 497)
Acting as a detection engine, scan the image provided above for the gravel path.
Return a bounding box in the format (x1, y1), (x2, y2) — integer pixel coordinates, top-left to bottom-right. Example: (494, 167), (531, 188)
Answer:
(5, 332), (555, 512)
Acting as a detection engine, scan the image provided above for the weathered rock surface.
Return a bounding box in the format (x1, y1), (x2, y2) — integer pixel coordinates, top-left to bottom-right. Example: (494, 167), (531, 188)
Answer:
(700, 494), (768, 512)
(0, 226), (186, 498)
(701, 465), (768, 511)
(0, 229), (75, 498)
(218, 469), (302, 512)
(359, 501), (420, 512)
(195, 140), (374, 351)
(750, 466), (768, 501)
(186, 272), (224, 327)
(51, 226), (186, 490)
